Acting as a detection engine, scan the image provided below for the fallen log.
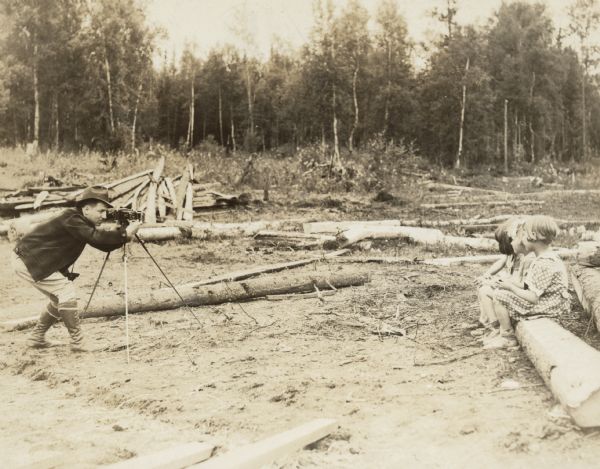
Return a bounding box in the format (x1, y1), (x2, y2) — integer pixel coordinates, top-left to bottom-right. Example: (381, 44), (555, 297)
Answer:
(254, 230), (335, 249)
(191, 221), (300, 238)
(521, 189), (600, 197)
(421, 200), (544, 209)
(136, 226), (192, 242)
(332, 248), (577, 266)
(515, 318), (600, 427)
(326, 226), (497, 251)
(570, 264), (600, 330)
(330, 226), (445, 248)
(303, 216), (514, 234)
(4, 271), (368, 329)
(423, 181), (509, 196)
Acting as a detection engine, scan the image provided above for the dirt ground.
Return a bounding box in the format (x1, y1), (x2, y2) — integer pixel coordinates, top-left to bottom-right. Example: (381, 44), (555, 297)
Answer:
(2, 175), (600, 468)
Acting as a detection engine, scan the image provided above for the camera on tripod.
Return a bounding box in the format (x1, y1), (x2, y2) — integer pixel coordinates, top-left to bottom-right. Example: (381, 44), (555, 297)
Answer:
(106, 208), (144, 226)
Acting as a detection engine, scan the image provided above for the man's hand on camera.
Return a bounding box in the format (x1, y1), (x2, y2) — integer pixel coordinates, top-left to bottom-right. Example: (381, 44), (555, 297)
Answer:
(125, 221), (142, 241)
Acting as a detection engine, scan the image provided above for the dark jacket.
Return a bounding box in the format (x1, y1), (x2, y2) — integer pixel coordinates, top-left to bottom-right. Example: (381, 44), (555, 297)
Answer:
(15, 208), (127, 281)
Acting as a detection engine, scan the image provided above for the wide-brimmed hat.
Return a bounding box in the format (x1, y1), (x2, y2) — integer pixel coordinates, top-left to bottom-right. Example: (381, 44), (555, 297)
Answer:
(75, 186), (113, 207)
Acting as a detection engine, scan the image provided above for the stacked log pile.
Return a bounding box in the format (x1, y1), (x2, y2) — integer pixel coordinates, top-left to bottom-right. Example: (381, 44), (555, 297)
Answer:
(0, 157), (251, 219)
(0, 157), (252, 238)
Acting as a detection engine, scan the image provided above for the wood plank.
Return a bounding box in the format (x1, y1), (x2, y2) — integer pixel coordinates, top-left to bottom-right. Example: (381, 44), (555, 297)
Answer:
(104, 442), (214, 469)
(175, 172), (189, 220)
(188, 419), (336, 469)
(145, 157), (166, 224)
(183, 182), (194, 221)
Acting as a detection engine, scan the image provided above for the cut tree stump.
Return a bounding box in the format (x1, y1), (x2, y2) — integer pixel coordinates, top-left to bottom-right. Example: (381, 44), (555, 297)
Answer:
(188, 419), (336, 469)
(515, 318), (600, 427)
(5, 271), (368, 329)
(104, 442), (214, 469)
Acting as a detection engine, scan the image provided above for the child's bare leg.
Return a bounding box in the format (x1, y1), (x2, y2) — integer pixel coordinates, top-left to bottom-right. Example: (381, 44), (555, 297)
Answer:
(478, 285), (495, 325)
(491, 297), (514, 336)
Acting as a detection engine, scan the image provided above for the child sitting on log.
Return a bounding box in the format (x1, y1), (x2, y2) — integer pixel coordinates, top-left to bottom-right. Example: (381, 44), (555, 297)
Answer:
(476, 217), (532, 336)
(483, 215), (570, 349)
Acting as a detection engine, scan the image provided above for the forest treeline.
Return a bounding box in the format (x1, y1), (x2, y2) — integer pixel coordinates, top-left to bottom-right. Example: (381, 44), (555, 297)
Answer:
(1, 0), (600, 169)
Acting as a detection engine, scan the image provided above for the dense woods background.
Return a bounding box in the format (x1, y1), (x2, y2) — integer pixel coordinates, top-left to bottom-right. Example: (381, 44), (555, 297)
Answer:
(2, 0), (600, 170)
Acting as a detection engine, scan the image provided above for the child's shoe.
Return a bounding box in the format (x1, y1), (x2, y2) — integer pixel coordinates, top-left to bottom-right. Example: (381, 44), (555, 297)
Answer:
(483, 333), (518, 350)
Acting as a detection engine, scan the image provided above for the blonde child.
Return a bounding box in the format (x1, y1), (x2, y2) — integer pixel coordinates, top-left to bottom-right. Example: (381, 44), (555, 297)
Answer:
(476, 217), (531, 335)
(484, 215), (569, 349)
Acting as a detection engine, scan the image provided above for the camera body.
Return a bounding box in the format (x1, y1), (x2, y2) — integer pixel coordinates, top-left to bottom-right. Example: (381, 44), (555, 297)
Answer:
(106, 208), (144, 226)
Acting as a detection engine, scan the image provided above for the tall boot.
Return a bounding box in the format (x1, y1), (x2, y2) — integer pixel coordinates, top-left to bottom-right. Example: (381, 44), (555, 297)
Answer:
(28, 303), (59, 348)
(58, 300), (87, 352)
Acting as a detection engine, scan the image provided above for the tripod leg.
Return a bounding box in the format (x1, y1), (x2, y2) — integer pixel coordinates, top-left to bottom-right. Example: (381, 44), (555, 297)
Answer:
(83, 251), (111, 315)
(134, 234), (203, 326)
(123, 246), (130, 364)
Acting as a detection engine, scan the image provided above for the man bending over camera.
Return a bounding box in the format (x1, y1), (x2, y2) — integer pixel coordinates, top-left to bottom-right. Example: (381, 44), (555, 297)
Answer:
(11, 186), (142, 352)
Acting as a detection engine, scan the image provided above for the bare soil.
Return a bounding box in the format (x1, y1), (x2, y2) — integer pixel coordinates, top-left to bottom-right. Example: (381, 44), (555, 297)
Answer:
(2, 174), (600, 468)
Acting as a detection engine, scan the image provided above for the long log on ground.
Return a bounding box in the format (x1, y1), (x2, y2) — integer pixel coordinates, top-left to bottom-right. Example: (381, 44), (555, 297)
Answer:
(327, 226), (497, 251)
(570, 264), (600, 330)
(254, 230), (335, 241)
(332, 248), (577, 266)
(515, 318), (600, 427)
(188, 419), (336, 469)
(4, 271), (368, 329)
(423, 181), (509, 196)
(520, 189), (600, 197)
(136, 226), (192, 242)
(254, 230), (335, 248)
(192, 221), (301, 238)
(303, 216), (513, 234)
(420, 200), (544, 209)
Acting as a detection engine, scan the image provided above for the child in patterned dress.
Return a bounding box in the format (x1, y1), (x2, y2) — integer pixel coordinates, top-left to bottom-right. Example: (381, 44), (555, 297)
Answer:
(484, 215), (570, 349)
(476, 217), (531, 335)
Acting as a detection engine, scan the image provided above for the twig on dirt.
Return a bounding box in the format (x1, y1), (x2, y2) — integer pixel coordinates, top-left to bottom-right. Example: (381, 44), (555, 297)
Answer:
(413, 350), (484, 367)
(314, 283), (325, 303)
(339, 356), (367, 366)
(486, 383), (545, 394)
(238, 320), (277, 341)
(222, 281), (258, 325)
